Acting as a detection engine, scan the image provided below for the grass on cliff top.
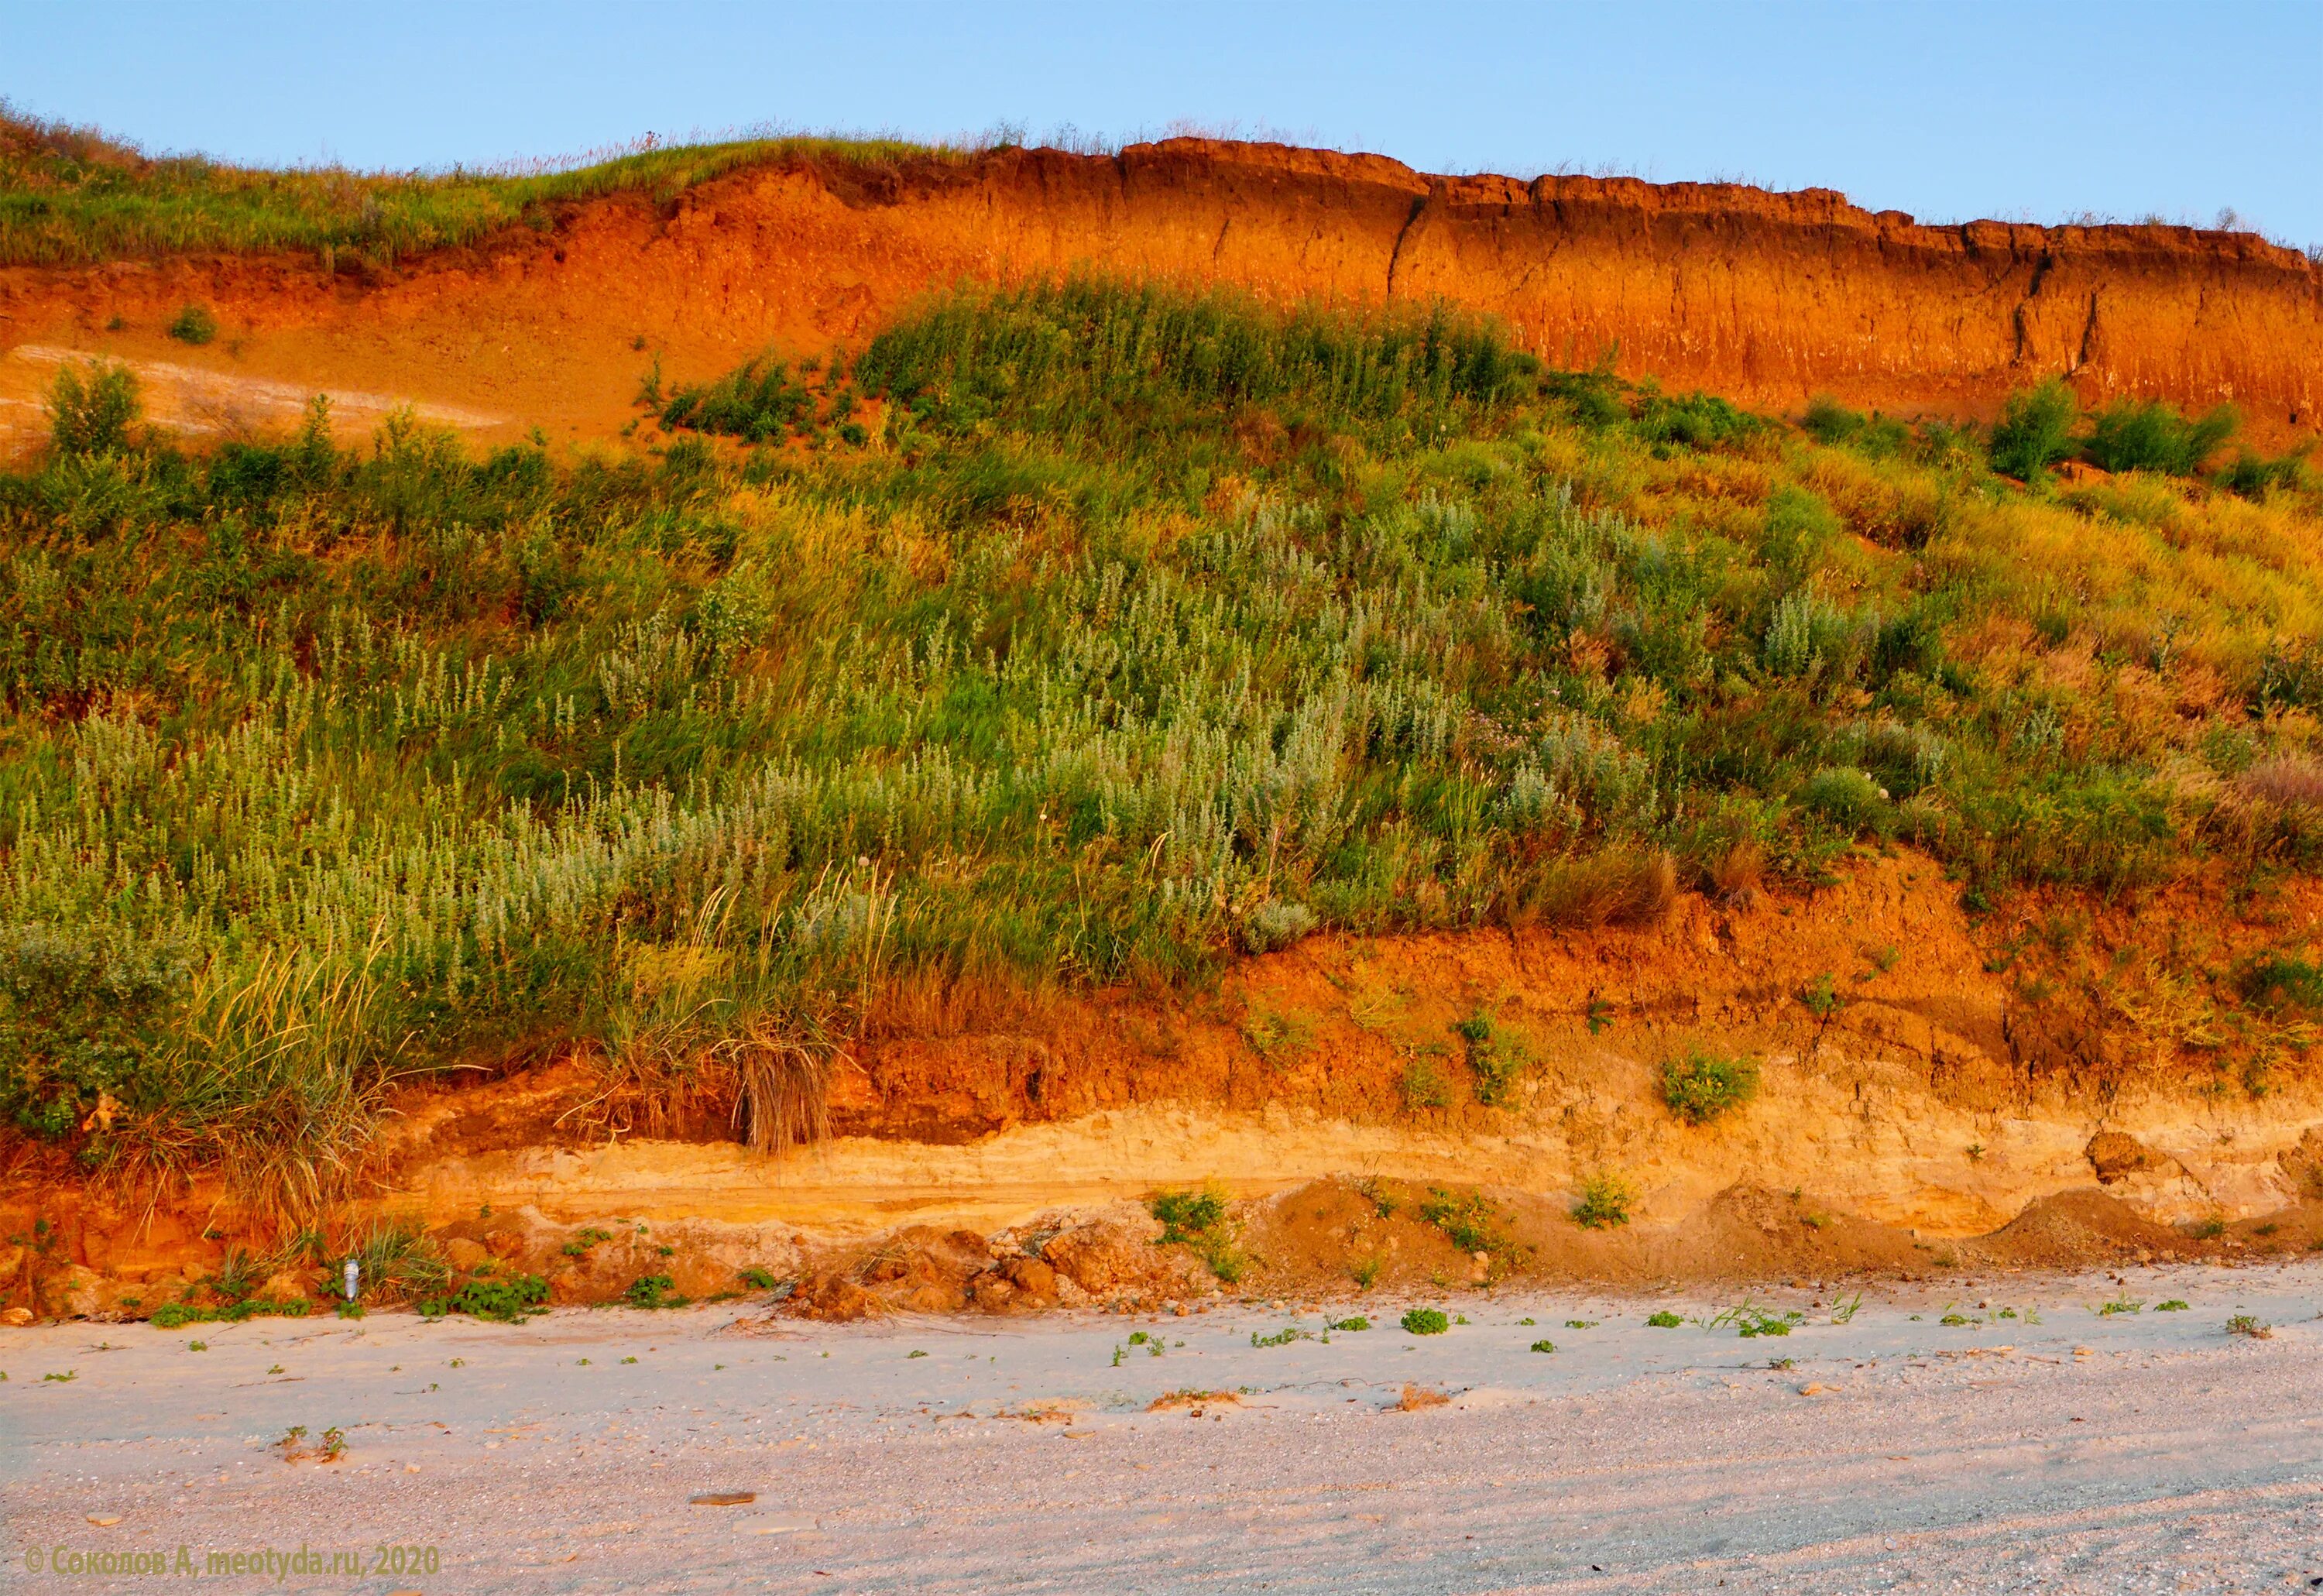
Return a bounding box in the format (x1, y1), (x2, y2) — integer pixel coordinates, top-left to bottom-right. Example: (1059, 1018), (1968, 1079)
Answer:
(0, 103), (976, 268)
(5, 275), (2323, 1211)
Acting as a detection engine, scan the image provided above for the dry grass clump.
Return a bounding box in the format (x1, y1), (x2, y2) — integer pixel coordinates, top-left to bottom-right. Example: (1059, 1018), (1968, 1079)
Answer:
(1508, 849), (1677, 929)
(2237, 755), (2323, 810)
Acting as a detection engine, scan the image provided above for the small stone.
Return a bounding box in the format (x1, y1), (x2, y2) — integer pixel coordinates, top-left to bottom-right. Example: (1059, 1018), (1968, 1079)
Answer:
(2, 1306), (33, 1327)
(86, 1515), (122, 1527)
(1797, 1382), (1837, 1396)
(691, 1491), (757, 1507)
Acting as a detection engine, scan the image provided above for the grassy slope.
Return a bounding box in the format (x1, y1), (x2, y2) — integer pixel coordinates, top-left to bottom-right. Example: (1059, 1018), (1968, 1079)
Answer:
(0, 106), (966, 267)
(5, 276), (2323, 1207)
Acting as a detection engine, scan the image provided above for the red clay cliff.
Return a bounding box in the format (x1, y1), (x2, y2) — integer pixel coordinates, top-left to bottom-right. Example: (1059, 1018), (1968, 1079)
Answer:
(2, 137), (2317, 443)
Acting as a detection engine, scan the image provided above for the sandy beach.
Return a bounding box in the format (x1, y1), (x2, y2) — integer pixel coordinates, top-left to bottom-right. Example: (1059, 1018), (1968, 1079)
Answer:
(7, 1261), (2321, 1594)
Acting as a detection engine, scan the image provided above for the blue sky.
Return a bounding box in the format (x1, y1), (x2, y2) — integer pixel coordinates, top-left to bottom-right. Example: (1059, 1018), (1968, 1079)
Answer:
(7, 2), (2320, 245)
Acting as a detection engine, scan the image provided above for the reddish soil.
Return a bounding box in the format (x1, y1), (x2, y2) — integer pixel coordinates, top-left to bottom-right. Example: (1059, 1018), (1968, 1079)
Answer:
(9, 853), (2323, 1322)
(3, 139), (2318, 450)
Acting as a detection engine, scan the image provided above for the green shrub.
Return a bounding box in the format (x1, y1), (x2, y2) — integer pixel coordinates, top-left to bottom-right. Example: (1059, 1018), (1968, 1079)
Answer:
(1241, 1005), (1317, 1065)
(1456, 1011), (1528, 1106)
(2240, 954), (2323, 1013)
(1801, 394), (1865, 445)
(1400, 1307), (1450, 1335)
(44, 361), (141, 455)
(1529, 1337), (1556, 1353)
(1801, 395), (1909, 456)
(1242, 899), (1318, 953)
(1632, 390), (1759, 448)
(660, 355), (815, 443)
(1988, 379), (2079, 481)
(623, 1273), (688, 1309)
(2215, 448), (2310, 499)
(1402, 1058), (1451, 1111)
(1150, 1185), (1244, 1280)
(2084, 399), (2237, 476)
(1645, 1310), (1683, 1328)
(167, 304), (219, 345)
(1150, 1187), (1227, 1244)
(1800, 767), (1888, 832)
(1417, 1186), (1510, 1255)
(1572, 1172), (1634, 1230)
(856, 276), (1536, 446)
(1658, 1050), (1761, 1125)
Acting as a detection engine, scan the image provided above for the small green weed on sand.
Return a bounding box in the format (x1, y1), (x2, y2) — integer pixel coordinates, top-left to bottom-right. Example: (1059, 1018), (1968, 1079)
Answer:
(1708, 1300), (1801, 1338)
(1401, 1308), (1450, 1336)
(623, 1275), (688, 1309)
(417, 1273), (549, 1323)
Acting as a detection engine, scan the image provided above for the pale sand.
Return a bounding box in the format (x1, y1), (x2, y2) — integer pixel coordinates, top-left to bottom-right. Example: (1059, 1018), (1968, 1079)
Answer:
(6, 1262), (2321, 1594)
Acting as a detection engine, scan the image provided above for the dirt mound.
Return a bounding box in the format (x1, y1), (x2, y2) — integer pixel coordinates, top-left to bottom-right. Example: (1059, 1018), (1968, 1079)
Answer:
(1236, 1177), (1944, 1295)
(1968, 1188), (2197, 1268)
(4, 138), (2317, 457)
(1683, 1183), (1933, 1278)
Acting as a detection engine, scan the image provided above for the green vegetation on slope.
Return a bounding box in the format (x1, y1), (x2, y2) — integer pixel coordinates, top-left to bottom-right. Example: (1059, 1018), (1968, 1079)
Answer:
(5, 277), (2323, 1206)
(0, 104), (971, 267)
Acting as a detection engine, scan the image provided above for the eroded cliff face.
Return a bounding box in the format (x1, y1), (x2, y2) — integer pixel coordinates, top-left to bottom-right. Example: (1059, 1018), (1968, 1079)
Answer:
(9, 854), (2321, 1320)
(2, 139), (2318, 448)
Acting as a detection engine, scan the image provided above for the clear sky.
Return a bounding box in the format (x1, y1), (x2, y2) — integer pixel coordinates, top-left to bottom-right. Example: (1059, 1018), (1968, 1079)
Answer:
(6, 2), (2320, 246)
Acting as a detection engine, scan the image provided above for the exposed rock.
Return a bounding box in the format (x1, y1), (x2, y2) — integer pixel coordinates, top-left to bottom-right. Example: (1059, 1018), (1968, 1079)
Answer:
(2276, 1127), (2323, 1199)
(44, 1264), (103, 1320)
(790, 1272), (871, 1322)
(2087, 1131), (2162, 1183)
(997, 1256), (1058, 1304)
(1042, 1223), (1158, 1296)
(256, 1270), (312, 1303)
